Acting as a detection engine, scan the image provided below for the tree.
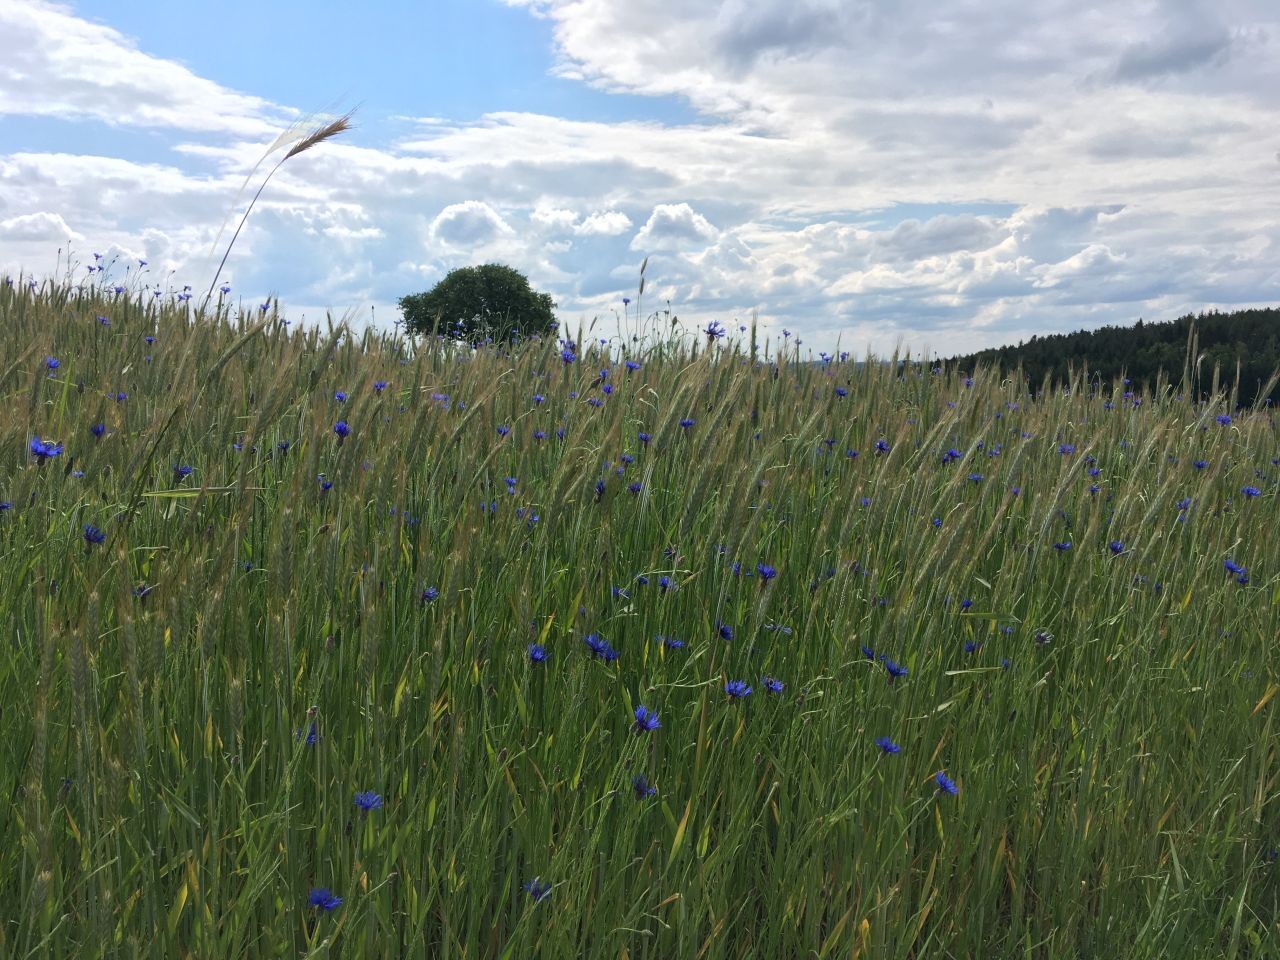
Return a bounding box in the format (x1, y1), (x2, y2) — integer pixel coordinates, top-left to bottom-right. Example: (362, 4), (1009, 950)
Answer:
(398, 264), (556, 343)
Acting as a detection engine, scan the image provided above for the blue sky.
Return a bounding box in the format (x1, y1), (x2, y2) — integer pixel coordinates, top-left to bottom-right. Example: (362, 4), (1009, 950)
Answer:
(2, 0), (1279, 355)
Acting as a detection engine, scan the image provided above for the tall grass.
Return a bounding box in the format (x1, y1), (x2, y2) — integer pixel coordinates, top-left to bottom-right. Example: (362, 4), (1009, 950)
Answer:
(1, 277), (1277, 958)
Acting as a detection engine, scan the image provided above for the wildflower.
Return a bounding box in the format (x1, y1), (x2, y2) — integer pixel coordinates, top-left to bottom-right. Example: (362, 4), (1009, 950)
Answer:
(625, 360), (641, 372)
(1242, 485), (1262, 498)
(874, 439), (891, 454)
(679, 418), (695, 429)
(1053, 541), (1072, 551)
(98, 316), (110, 326)
(173, 464), (193, 482)
(297, 721), (319, 745)
(835, 387), (848, 398)
(533, 430), (546, 441)
(935, 771), (959, 795)
(1059, 444), (1075, 455)
(638, 431), (651, 444)
(1223, 558), (1245, 576)
(757, 563), (777, 582)
(633, 705), (661, 732)
(560, 348), (576, 364)
(91, 423), (105, 438)
(333, 420), (351, 438)
(45, 356), (59, 370)
(628, 481), (643, 494)
(1109, 540), (1125, 554)
(334, 391), (348, 402)
(661, 635), (685, 650)
(860, 645), (877, 660)
(83, 524), (106, 546)
(354, 791), (384, 811)
(704, 320), (726, 340)
(524, 878), (552, 902)
(1193, 459), (1208, 470)
(318, 475), (333, 491)
(497, 425), (510, 437)
(114, 392), (127, 402)
(763, 676), (785, 694)
(884, 659), (908, 681)
(1216, 414), (1232, 426)
(725, 680), (753, 699)
(932, 518), (943, 528)
(527, 643), (550, 663)
(308, 888), (342, 911)
(632, 773), (657, 798)
(30, 437), (64, 461)
(717, 621), (735, 641)
(875, 736), (901, 755)
(1034, 630), (1053, 646)
(584, 633), (618, 661)
(420, 586), (439, 604)
(964, 641), (982, 653)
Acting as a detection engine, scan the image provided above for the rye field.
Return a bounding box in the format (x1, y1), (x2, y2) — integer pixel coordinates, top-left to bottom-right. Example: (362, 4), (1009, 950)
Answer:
(1, 277), (1278, 959)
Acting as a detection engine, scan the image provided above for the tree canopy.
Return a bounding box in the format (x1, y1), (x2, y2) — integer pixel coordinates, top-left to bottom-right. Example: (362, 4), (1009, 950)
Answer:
(398, 264), (556, 343)
(944, 307), (1280, 406)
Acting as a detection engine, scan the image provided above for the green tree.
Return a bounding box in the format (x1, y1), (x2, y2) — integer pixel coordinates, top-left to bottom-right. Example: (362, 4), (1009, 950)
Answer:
(398, 264), (556, 343)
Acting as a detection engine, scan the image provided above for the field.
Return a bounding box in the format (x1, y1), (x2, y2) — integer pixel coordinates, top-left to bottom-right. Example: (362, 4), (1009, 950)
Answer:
(1, 277), (1277, 958)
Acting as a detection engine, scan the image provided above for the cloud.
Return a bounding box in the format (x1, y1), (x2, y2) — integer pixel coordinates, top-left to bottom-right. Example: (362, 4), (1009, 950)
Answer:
(0, 210), (82, 242)
(0, 0), (284, 135)
(632, 203), (719, 251)
(429, 201), (514, 247)
(575, 209), (632, 236)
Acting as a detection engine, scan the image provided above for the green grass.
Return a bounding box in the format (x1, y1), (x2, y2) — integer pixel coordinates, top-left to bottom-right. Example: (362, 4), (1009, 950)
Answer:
(1, 277), (1277, 958)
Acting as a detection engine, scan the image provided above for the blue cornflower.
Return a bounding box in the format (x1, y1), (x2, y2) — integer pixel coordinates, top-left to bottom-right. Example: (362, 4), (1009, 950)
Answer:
(83, 524), (106, 546)
(931, 518), (943, 528)
(935, 771), (959, 796)
(45, 356), (59, 370)
(420, 587), (439, 604)
(757, 563), (777, 582)
(633, 705), (661, 732)
(334, 390), (348, 402)
(763, 676), (785, 694)
(497, 425), (510, 437)
(968, 473), (984, 482)
(875, 736), (901, 755)
(679, 418), (695, 429)
(632, 773), (657, 798)
(628, 481), (643, 494)
(584, 633), (618, 661)
(860, 645), (877, 660)
(173, 464), (193, 482)
(354, 791), (384, 811)
(0, 502), (12, 511)
(1193, 459), (1208, 470)
(533, 430), (546, 441)
(333, 420), (351, 438)
(297, 721), (319, 745)
(318, 475), (333, 491)
(725, 680), (753, 699)
(717, 621), (734, 641)
(1176, 497), (1192, 511)
(625, 360), (641, 372)
(560, 348), (576, 364)
(1242, 485), (1262, 498)
(1109, 540), (1125, 554)
(1059, 444), (1075, 455)
(1216, 414), (1232, 425)
(90, 422), (105, 438)
(942, 448), (962, 464)
(884, 659), (908, 681)
(874, 439), (891, 454)
(661, 635), (685, 650)
(308, 887), (342, 911)
(524, 878), (552, 902)
(1053, 541), (1072, 551)
(30, 437), (64, 461)
(1223, 558), (1245, 576)
(638, 431), (651, 444)
(114, 391), (127, 402)
(528, 643), (550, 663)
(835, 386), (848, 398)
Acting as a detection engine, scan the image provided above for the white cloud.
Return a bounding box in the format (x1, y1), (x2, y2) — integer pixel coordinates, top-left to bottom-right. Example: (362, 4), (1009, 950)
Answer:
(429, 201), (514, 247)
(575, 209), (632, 236)
(632, 203), (718, 251)
(0, 211), (82, 242)
(0, 0), (284, 136)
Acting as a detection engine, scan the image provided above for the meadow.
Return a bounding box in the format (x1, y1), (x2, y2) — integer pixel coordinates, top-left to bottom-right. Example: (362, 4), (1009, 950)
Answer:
(1, 274), (1277, 958)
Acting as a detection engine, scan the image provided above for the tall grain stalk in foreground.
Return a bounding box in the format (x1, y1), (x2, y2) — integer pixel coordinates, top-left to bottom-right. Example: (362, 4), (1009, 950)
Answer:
(201, 110), (356, 311)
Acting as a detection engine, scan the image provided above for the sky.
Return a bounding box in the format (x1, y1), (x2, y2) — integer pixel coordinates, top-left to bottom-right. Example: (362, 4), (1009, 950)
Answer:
(2, 0), (1279, 356)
